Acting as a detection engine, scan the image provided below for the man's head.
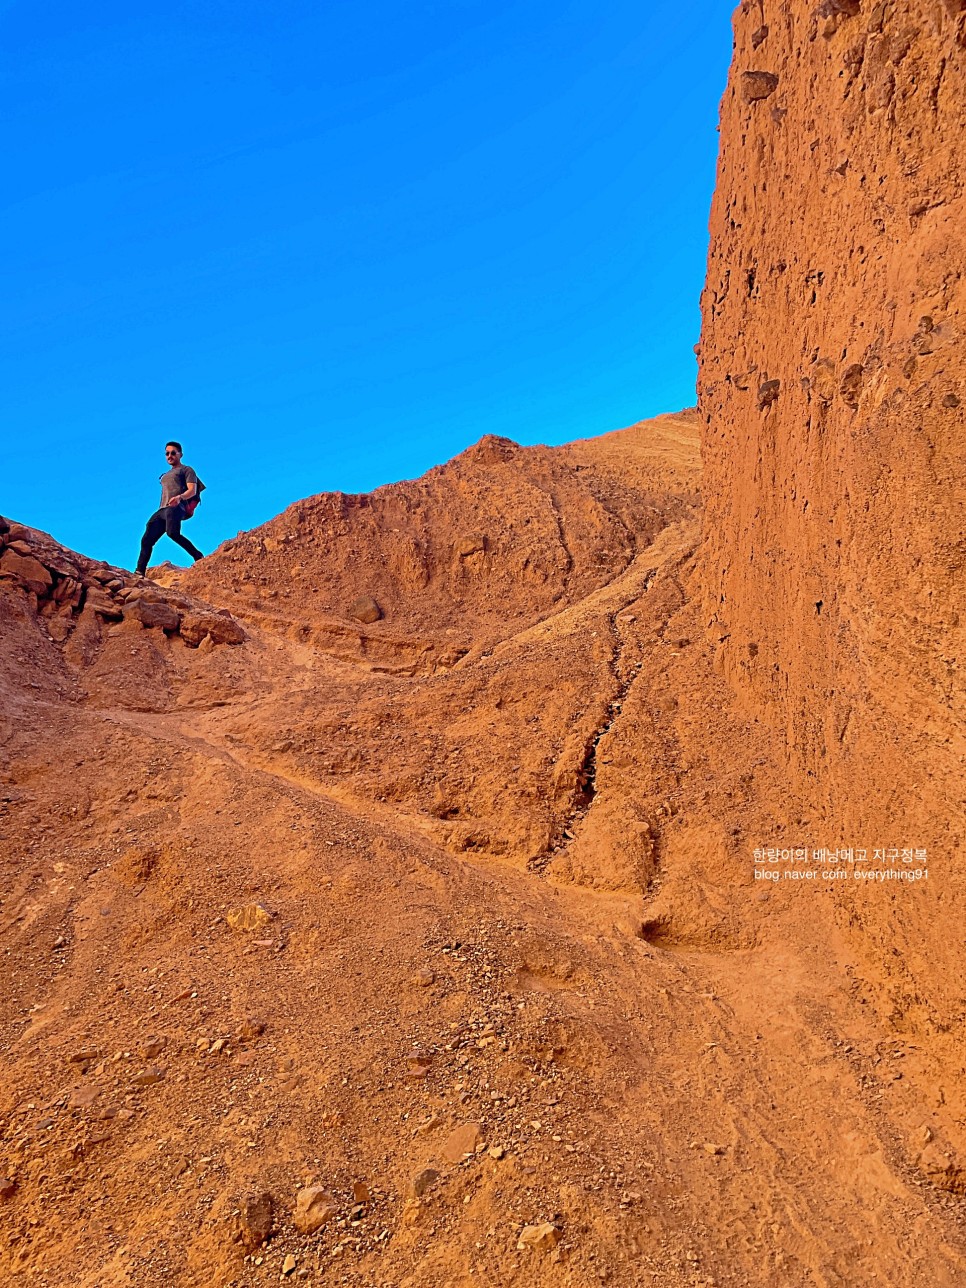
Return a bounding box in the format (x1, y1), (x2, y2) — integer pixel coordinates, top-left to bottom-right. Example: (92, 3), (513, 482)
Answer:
(165, 441), (183, 465)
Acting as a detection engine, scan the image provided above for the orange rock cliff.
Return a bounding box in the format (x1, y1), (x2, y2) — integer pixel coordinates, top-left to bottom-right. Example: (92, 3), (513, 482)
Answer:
(1, 4), (965, 1286)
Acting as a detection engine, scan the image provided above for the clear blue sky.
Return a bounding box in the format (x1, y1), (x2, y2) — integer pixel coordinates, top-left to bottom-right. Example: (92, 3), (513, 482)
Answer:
(2, 1), (733, 569)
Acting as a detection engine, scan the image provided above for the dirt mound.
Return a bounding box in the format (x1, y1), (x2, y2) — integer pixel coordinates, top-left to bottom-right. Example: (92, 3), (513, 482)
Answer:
(177, 413), (700, 671)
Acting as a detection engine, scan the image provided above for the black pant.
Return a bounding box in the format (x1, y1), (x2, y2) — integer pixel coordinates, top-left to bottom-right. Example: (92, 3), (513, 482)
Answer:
(136, 505), (203, 575)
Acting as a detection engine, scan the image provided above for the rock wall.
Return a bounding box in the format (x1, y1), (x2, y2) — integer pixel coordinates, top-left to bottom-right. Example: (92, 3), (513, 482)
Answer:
(698, 0), (965, 854)
(0, 515), (246, 652)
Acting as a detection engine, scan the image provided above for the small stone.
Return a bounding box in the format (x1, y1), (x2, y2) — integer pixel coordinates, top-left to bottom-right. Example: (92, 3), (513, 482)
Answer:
(293, 1185), (337, 1234)
(348, 595), (382, 624)
(0, 1177), (18, 1200)
(140, 1036), (167, 1060)
(412, 969), (435, 988)
(69, 1085), (99, 1109)
(132, 1066), (165, 1087)
(281, 1253), (297, 1276)
(238, 1191), (274, 1250)
(757, 378), (781, 409)
(441, 1121), (482, 1164)
(226, 904), (273, 933)
(453, 533), (486, 557)
(517, 1222), (562, 1252)
(942, 392), (961, 408)
(352, 1181), (371, 1204)
(487, 1146), (505, 1160)
(68, 1048), (100, 1065)
(410, 1167), (440, 1198)
(742, 71), (779, 102)
(239, 1017), (267, 1041)
(407, 1051), (433, 1079)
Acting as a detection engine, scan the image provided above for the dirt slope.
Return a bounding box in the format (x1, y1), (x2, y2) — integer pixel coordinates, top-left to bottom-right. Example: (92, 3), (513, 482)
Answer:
(2, 408), (966, 1287)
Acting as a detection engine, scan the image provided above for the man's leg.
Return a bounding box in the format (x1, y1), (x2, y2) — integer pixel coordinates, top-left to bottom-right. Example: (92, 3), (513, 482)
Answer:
(164, 508), (204, 563)
(136, 510), (167, 576)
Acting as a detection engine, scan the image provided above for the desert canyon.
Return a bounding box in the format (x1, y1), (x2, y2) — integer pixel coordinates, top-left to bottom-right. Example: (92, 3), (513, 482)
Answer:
(1, 2), (964, 1285)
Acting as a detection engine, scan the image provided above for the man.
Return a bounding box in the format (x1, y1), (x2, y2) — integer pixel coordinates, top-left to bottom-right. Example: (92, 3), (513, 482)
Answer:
(135, 441), (204, 577)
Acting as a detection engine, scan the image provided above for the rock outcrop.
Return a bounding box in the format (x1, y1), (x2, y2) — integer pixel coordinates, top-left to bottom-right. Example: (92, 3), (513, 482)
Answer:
(698, 1), (965, 854)
(0, 516), (246, 652)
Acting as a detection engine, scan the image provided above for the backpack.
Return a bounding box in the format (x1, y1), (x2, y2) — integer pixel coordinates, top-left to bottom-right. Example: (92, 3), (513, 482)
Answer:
(183, 478), (206, 519)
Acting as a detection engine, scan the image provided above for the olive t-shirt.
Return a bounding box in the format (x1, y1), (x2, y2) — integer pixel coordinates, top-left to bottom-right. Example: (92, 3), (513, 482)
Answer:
(159, 464), (200, 509)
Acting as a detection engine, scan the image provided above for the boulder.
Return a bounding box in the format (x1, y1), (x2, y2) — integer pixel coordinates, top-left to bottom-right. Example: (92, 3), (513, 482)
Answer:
(84, 587), (123, 619)
(125, 600), (181, 631)
(53, 577), (83, 607)
(180, 611), (246, 647)
(0, 550), (52, 596)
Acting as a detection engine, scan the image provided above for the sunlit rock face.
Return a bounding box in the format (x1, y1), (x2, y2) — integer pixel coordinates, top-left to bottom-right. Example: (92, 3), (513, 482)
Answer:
(698, 0), (965, 854)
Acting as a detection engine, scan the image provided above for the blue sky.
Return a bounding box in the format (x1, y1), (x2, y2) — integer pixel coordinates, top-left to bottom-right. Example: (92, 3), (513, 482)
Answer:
(2, 1), (733, 569)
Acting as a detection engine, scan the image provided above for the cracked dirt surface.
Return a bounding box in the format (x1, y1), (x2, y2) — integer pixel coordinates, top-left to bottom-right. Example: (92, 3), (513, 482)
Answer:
(3, 410), (966, 1286)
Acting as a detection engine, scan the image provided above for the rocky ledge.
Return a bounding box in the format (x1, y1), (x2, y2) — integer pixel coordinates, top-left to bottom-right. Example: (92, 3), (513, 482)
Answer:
(0, 515), (246, 648)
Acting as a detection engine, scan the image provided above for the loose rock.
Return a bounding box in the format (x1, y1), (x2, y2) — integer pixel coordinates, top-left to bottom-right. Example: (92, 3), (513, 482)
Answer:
(441, 1121), (482, 1164)
(0, 551), (52, 596)
(348, 595), (382, 624)
(238, 1191), (274, 1249)
(410, 1168), (440, 1198)
(226, 904), (273, 933)
(518, 1222), (563, 1252)
(293, 1185), (336, 1234)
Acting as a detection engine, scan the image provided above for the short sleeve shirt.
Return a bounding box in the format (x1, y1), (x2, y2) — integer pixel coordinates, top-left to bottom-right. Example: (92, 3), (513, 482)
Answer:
(160, 464), (199, 508)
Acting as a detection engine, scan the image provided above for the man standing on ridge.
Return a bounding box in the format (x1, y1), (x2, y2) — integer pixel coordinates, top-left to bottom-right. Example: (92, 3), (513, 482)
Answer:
(135, 441), (205, 577)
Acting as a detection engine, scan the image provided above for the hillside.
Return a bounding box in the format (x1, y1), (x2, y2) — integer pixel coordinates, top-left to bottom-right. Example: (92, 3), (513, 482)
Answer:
(3, 2), (966, 1285)
(3, 406), (965, 1286)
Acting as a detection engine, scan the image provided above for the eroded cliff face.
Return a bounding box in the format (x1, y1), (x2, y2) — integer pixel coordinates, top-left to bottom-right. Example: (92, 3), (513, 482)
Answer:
(699, 1), (965, 853)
